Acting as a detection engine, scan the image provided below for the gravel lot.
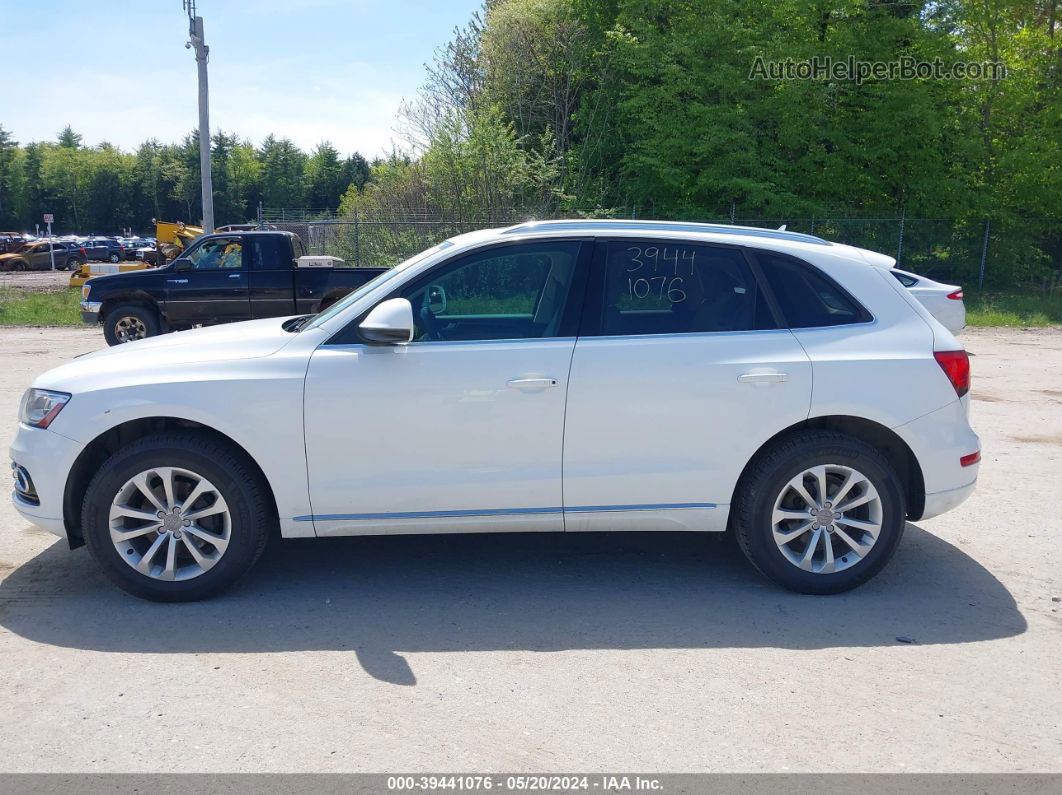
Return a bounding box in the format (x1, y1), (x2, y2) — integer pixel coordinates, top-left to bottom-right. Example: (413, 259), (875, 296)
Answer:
(0, 269), (76, 291)
(0, 325), (1059, 773)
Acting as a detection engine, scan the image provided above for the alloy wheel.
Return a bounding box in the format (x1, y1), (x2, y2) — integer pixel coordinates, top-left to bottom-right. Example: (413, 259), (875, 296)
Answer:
(114, 316), (147, 342)
(109, 466), (231, 581)
(771, 464), (882, 574)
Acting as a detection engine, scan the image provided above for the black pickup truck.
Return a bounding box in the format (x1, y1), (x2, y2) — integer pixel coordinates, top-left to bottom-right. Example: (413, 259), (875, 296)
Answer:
(80, 230), (386, 345)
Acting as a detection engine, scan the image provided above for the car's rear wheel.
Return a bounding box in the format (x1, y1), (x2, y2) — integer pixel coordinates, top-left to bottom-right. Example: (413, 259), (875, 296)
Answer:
(81, 432), (273, 601)
(102, 303), (159, 345)
(733, 431), (906, 594)
(109, 252), (121, 263)
(65, 258), (80, 271)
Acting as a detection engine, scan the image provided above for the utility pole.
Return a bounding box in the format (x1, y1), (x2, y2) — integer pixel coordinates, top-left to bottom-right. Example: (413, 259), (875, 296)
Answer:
(184, 0), (214, 232)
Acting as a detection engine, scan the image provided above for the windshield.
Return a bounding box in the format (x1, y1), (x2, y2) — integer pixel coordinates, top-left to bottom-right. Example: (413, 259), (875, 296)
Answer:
(302, 242), (451, 331)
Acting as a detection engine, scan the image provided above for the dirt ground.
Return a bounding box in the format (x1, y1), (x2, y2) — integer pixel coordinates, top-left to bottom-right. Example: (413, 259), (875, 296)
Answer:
(0, 325), (1059, 773)
(0, 269), (77, 291)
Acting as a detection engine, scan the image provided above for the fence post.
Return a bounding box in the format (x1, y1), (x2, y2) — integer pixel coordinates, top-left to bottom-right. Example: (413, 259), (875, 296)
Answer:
(729, 201), (736, 225)
(896, 207), (905, 267)
(810, 217), (815, 235)
(354, 209), (360, 268)
(979, 219), (991, 289)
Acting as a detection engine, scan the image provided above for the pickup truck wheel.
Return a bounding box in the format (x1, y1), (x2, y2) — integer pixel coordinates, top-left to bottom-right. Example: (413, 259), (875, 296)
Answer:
(81, 432), (273, 601)
(103, 304), (159, 346)
(109, 252), (121, 263)
(733, 431), (905, 595)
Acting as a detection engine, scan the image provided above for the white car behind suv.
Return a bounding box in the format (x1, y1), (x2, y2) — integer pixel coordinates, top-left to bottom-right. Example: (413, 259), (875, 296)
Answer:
(10, 220), (980, 601)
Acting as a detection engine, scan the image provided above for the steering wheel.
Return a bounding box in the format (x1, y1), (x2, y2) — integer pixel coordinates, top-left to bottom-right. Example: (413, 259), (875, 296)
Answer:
(418, 298), (445, 341)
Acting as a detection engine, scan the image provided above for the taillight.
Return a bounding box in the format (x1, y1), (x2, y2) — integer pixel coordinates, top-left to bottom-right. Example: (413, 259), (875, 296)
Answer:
(934, 350), (970, 397)
(960, 451), (981, 467)
(947, 289), (963, 301)
(79, 247), (86, 257)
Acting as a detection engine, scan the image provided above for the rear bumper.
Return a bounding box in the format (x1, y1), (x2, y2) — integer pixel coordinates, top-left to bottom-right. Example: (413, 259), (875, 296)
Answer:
(893, 398), (979, 519)
(921, 480), (976, 520)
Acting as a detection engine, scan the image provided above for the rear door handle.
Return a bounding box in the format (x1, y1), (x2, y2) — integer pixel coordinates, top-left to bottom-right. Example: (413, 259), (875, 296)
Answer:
(228, 273), (242, 279)
(507, 377), (559, 391)
(738, 370), (788, 384)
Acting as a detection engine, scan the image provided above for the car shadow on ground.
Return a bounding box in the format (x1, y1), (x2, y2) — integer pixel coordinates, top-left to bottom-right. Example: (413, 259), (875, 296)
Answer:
(0, 524), (1026, 685)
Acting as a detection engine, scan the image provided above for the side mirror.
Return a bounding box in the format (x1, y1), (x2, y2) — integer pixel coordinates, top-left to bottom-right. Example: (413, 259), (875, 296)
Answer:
(427, 284), (447, 314)
(173, 258), (192, 272)
(359, 297), (414, 344)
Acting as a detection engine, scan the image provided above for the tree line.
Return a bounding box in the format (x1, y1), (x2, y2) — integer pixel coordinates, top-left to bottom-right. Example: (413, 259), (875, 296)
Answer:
(0, 124), (370, 234)
(1, 1), (1059, 286)
(341, 0), (1060, 287)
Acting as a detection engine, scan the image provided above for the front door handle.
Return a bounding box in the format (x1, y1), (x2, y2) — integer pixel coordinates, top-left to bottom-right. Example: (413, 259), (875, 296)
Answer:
(228, 273), (242, 279)
(507, 377), (559, 391)
(738, 370), (788, 384)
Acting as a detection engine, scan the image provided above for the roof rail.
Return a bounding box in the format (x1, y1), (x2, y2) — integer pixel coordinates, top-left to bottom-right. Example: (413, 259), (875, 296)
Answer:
(500, 219), (831, 246)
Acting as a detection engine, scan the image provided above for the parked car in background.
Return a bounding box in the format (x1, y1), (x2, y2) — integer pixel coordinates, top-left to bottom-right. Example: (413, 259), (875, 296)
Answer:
(82, 237), (126, 263)
(18, 220), (980, 601)
(1, 232), (31, 254)
(891, 268), (966, 334)
(0, 240), (86, 271)
(133, 241), (157, 261)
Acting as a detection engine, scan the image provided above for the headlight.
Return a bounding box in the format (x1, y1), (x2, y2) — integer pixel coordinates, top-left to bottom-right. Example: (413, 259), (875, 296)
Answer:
(19, 389), (71, 429)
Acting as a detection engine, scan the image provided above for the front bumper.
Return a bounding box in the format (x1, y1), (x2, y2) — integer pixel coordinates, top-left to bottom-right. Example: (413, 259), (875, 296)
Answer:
(80, 300), (101, 325)
(9, 424), (84, 540)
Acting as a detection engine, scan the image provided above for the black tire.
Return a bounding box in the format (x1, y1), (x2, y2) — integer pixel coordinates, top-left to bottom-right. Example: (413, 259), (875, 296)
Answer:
(65, 258), (80, 271)
(733, 431), (906, 595)
(102, 303), (159, 346)
(81, 432), (273, 601)
(109, 252), (121, 263)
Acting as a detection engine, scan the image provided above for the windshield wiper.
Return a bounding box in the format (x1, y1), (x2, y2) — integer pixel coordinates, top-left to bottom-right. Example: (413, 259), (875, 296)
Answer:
(284, 315), (314, 333)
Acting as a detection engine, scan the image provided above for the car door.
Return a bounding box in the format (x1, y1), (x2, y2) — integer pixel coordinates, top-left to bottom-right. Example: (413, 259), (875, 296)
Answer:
(246, 234), (297, 317)
(302, 239), (591, 537)
(561, 238), (813, 533)
(31, 243), (52, 269)
(163, 235), (250, 326)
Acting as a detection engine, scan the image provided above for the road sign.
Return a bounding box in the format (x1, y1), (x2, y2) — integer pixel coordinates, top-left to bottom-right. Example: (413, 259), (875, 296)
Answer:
(43, 213), (54, 224)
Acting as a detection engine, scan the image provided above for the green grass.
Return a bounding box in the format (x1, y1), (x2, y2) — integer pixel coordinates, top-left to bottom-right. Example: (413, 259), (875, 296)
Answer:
(0, 288), (82, 327)
(964, 290), (1062, 328)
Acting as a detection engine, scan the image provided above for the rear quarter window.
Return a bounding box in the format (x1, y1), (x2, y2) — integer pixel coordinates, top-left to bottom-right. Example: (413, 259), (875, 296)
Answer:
(757, 253), (870, 328)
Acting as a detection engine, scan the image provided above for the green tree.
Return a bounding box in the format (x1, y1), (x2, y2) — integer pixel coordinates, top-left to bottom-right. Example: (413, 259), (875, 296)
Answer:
(258, 135), (307, 209)
(0, 125), (18, 228)
(57, 125), (82, 149)
(305, 141), (346, 211)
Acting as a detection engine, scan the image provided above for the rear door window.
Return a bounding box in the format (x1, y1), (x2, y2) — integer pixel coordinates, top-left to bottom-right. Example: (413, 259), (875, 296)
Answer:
(593, 240), (777, 336)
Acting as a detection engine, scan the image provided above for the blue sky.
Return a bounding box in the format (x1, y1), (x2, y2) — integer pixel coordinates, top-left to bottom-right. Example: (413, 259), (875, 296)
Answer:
(0, 0), (484, 157)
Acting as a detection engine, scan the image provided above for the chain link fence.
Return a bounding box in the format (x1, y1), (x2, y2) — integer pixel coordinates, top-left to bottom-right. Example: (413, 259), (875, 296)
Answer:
(260, 208), (1060, 290)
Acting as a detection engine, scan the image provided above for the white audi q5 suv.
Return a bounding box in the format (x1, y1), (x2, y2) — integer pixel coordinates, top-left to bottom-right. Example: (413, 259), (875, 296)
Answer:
(10, 220), (980, 600)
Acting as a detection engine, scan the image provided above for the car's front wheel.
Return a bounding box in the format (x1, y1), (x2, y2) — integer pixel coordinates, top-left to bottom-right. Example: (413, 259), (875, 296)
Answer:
(733, 431), (906, 594)
(102, 303), (159, 345)
(81, 432), (273, 601)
